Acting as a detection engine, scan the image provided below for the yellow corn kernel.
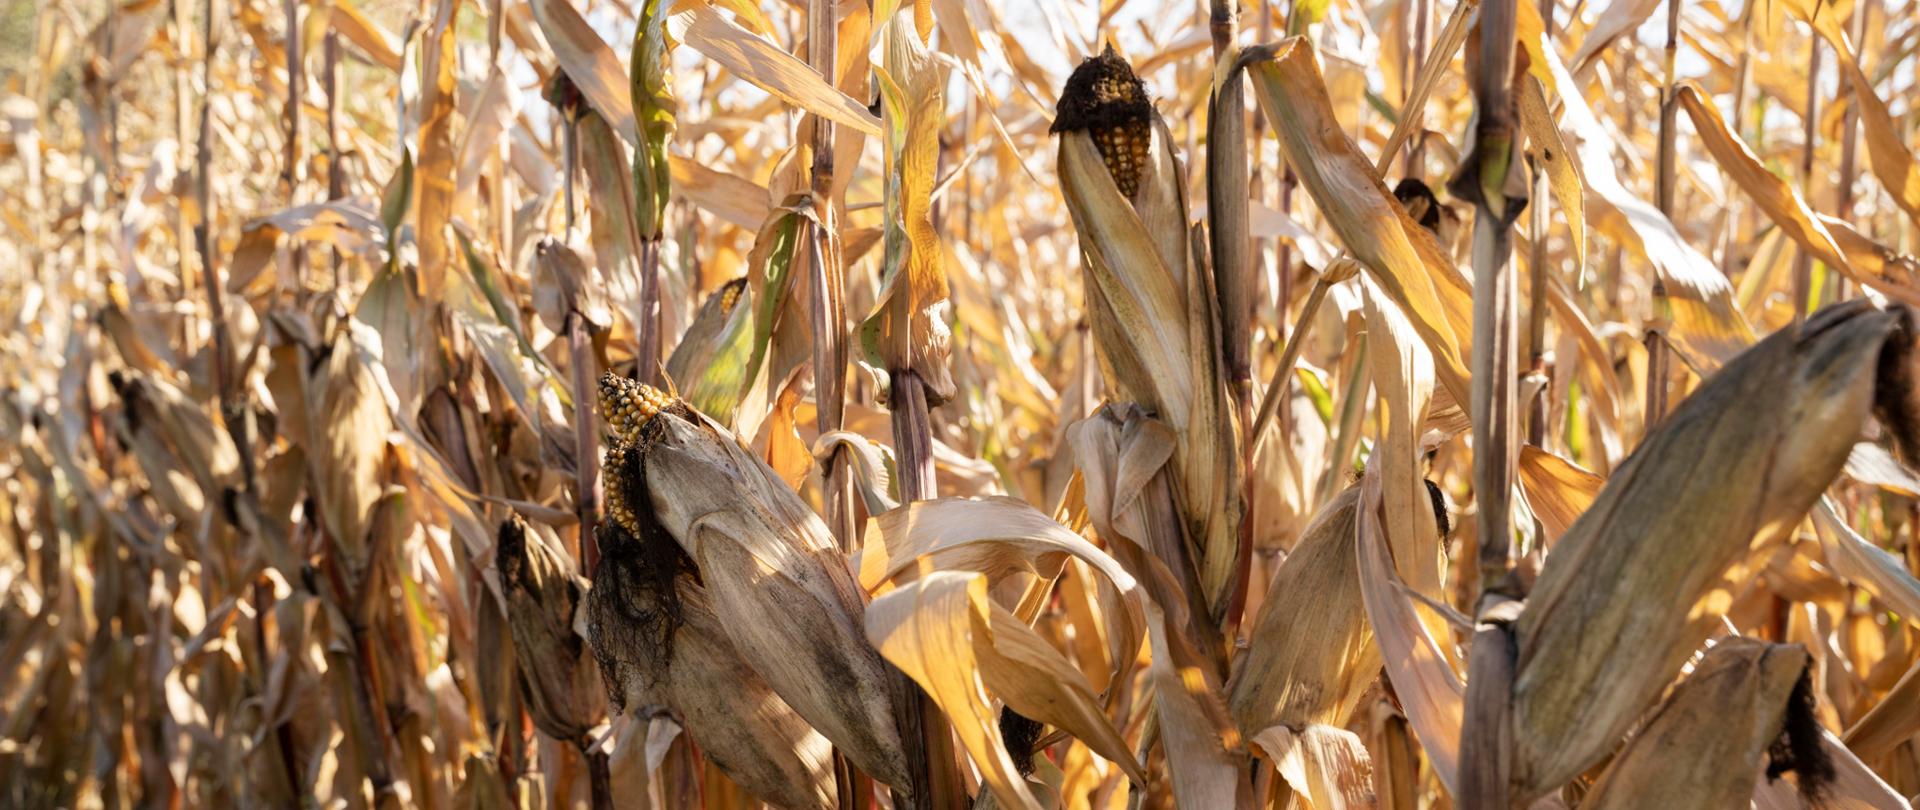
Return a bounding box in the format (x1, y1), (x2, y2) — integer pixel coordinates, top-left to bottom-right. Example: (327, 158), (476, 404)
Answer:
(598, 372), (671, 446)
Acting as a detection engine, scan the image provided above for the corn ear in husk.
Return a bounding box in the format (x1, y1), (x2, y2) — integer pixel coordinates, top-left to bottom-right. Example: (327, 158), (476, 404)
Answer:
(590, 540), (839, 810)
(589, 374), (911, 791)
(1054, 46), (1242, 622)
(497, 514), (605, 745)
(1505, 301), (1915, 801)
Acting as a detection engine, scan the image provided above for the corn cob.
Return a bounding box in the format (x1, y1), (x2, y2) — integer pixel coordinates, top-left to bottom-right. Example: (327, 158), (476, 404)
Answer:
(1051, 44), (1154, 198)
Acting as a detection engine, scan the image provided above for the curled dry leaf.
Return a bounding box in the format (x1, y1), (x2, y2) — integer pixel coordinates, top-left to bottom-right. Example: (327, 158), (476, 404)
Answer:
(1515, 446), (1602, 544)
(1248, 724), (1377, 810)
(867, 569), (1145, 810)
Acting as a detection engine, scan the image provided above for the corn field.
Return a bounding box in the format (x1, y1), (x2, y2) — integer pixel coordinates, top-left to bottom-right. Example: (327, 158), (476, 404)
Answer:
(7, 0), (1920, 805)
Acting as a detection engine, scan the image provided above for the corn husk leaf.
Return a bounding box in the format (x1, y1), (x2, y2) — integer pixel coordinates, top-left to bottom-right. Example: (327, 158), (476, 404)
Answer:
(1208, 47), (1254, 392)
(497, 514), (605, 744)
(1228, 487), (1379, 735)
(312, 336), (395, 584)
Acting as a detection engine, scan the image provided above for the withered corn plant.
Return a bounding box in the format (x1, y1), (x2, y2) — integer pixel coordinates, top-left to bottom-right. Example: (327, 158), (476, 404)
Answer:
(10, 0), (1920, 807)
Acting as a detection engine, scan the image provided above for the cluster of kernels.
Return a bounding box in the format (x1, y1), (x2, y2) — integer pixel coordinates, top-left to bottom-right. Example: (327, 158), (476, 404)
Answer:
(716, 279), (744, 314)
(603, 441), (643, 538)
(598, 373), (670, 447)
(1092, 119), (1151, 197)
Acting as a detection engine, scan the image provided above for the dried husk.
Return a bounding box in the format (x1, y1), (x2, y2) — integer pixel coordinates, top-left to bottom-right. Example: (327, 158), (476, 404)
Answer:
(497, 514), (605, 744)
(1581, 638), (1810, 810)
(593, 395), (912, 790)
(1228, 487), (1379, 735)
(591, 551), (838, 810)
(311, 335), (395, 586)
(1508, 301), (1908, 801)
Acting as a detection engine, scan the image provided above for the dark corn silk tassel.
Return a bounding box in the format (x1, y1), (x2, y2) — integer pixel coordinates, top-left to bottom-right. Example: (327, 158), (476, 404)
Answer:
(1052, 44), (1154, 198)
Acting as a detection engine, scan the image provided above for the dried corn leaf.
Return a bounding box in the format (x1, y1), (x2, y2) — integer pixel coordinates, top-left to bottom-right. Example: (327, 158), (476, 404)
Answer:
(1541, 39), (1754, 365)
(1673, 84), (1920, 307)
(532, 0), (637, 142)
(1844, 656), (1920, 760)
(1516, 76), (1586, 275)
(1516, 446), (1602, 544)
(676, 5), (882, 137)
(866, 571), (1040, 809)
(868, 569), (1146, 810)
(1247, 37), (1475, 410)
(1356, 466), (1465, 796)
(1811, 501), (1920, 626)
(1778, 0), (1920, 230)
